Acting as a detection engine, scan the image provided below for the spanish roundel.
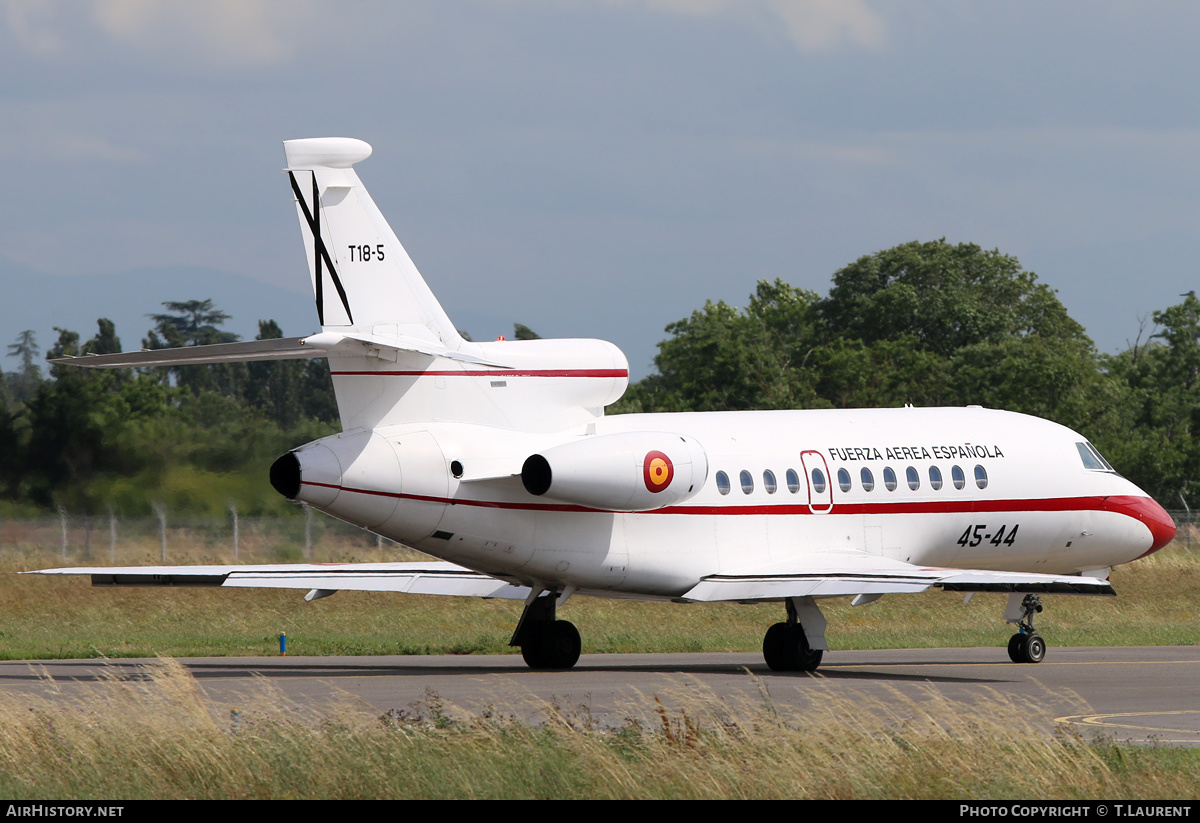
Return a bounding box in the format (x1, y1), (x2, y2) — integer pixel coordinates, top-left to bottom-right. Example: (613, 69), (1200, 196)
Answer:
(643, 450), (674, 493)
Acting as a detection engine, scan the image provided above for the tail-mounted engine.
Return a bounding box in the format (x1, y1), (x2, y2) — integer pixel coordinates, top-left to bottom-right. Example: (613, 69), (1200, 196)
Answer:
(521, 432), (708, 512)
(270, 429), (449, 543)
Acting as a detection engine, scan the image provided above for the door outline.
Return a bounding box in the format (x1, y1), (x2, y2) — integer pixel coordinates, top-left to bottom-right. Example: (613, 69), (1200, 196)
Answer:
(800, 450), (833, 514)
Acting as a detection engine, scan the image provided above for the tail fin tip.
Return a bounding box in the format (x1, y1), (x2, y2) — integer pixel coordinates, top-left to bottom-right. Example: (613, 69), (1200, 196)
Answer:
(284, 137), (372, 170)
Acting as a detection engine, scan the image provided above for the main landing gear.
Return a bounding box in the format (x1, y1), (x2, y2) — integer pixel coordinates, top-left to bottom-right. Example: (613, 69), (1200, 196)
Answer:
(762, 596), (828, 672)
(1006, 593), (1046, 664)
(511, 587), (581, 670)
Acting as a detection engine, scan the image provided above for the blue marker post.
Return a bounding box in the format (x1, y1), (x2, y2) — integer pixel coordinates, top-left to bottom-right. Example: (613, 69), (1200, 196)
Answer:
(279, 632), (287, 656)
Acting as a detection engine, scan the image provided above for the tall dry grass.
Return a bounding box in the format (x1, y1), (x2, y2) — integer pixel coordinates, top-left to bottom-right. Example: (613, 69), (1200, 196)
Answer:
(0, 659), (1196, 799)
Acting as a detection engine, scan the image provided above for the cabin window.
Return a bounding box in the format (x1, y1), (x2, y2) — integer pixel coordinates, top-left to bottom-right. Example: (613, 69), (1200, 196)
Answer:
(860, 467), (875, 492)
(974, 465), (988, 489)
(906, 466), (920, 491)
(811, 468), (827, 494)
(716, 471), (730, 495)
(763, 470), (778, 494)
(786, 469), (801, 493)
(929, 465), (943, 490)
(837, 468), (851, 493)
(952, 465), (966, 490)
(740, 470), (754, 494)
(883, 467), (897, 492)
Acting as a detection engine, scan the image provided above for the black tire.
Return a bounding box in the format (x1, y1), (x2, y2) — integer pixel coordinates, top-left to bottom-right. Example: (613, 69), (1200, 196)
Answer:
(520, 625), (547, 669)
(522, 620), (581, 670)
(544, 620), (582, 669)
(763, 622), (793, 671)
(798, 642), (823, 672)
(1022, 633), (1046, 664)
(762, 623), (822, 672)
(1007, 633), (1025, 663)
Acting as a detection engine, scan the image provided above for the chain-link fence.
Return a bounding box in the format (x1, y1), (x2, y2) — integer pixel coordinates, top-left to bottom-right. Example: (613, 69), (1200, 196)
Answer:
(0, 504), (414, 567)
(1165, 510), (1198, 553)
(8, 506), (1197, 567)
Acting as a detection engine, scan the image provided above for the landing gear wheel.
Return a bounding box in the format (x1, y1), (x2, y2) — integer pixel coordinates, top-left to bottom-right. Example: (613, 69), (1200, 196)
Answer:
(762, 622), (823, 672)
(798, 644), (823, 672)
(1006, 595), (1047, 664)
(520, 620), (581, 670)
(1021, 633), (1046, 664)
(763, 622), (791, 671)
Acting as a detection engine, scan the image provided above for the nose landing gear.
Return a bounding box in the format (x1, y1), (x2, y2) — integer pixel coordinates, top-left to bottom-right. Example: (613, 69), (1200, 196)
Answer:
(1006, 593), (1046, 664)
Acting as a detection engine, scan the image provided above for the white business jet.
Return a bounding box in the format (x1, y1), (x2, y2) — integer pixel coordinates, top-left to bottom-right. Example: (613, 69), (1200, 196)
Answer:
(37, 138), (1176, 671)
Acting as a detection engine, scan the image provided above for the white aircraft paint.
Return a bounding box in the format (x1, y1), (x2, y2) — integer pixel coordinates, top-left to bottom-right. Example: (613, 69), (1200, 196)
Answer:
(37, 138), (1176, 671)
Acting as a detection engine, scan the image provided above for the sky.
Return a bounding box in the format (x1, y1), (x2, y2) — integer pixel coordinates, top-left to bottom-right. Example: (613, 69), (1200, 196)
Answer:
(2, 0), (1199, 377)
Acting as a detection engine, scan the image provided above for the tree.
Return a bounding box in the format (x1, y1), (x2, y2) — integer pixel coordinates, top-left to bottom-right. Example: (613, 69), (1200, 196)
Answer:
(6, 330), (41, 405)
(144, 299), (243, 397)
(618, 242), (1108, 432)
(246, 319), (301, 427)
(815, 337), (950, 409)
(84, 318), (122, 355)
(1099, 294), (1200, 504)
(819, 239), (1090, 356)
(23, 328), (121, 508)
(148, 299), (235, 347)
(614, 280), (824, 413)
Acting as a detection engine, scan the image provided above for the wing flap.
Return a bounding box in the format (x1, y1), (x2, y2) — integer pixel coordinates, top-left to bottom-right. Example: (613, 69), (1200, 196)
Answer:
(682, 552), (1115, 602)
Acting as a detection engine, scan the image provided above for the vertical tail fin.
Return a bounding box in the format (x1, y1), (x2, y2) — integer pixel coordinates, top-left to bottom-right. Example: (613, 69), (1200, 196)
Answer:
(283, 138), (629, 433)
(283, 137), (462, 347)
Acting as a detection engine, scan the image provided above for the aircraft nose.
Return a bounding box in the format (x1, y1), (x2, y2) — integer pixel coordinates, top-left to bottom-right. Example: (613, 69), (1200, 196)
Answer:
(1133, 496), (1177, 557)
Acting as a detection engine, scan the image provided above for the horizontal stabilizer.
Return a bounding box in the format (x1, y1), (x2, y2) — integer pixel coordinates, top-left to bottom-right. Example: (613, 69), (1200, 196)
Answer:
(27, 561), (531, 599)
(681, 551), (1116, 602)
(50, 332), (509, 370)
(50, 337), (321, 369)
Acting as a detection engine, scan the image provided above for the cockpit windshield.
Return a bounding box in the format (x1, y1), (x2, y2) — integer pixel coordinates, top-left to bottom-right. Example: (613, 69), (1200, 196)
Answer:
(1076, 441), (1116, 473)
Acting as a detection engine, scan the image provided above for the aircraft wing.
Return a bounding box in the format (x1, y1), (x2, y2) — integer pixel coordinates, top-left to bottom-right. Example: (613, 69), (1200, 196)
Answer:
(26, 561), (532, 600)
(681, 551), (1115, 602)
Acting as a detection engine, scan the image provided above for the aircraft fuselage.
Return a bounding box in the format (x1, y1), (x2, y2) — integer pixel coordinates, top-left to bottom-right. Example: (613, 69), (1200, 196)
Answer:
(282, 405), (1173, 599)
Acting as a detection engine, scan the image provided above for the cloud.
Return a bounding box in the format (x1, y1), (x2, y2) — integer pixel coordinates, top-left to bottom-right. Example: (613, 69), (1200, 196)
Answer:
(3, 0), (886, 70)
(601, 0), (886, 52)
(91, 0), (302, 65)
(3, 0), (67, 55)
(0, 132), (146, 164)
(764, 0), (885, 52)
(2, 0), (315, 67)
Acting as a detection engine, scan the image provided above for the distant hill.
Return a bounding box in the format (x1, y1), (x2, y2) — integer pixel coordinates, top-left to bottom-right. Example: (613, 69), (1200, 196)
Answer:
(1, 264), (318, 361)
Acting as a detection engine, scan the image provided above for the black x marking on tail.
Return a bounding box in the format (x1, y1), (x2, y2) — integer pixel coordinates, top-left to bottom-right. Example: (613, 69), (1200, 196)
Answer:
(289, 170), (353, 326)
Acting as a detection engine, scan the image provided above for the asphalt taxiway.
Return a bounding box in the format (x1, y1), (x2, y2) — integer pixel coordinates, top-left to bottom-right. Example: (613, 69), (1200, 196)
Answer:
(1, 646), (1197, 744)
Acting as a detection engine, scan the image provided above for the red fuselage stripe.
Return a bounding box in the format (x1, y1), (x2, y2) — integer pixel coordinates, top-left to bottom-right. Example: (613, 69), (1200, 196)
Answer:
(329, 369), (629, 378)
(300, 482), (1152, 520)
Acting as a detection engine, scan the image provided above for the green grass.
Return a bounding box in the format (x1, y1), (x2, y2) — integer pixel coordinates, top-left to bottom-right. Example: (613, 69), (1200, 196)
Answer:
(2, 527), (1197, 660)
